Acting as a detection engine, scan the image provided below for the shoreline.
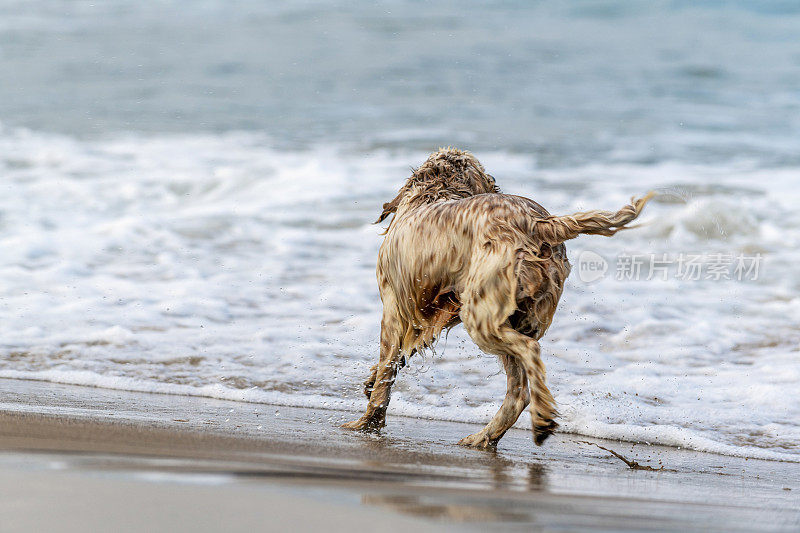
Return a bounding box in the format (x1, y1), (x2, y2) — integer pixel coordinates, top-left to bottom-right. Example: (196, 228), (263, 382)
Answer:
(1, 373), (794, 465)
(0, 378), (798, 531)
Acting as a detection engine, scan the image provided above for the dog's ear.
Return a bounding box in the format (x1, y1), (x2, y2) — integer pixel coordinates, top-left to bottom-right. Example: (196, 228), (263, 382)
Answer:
(376, 191), (403, 224)
(377, 177), (415, 224)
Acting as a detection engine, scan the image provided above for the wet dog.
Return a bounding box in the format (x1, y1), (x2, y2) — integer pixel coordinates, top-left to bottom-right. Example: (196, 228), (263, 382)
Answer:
(342, 148), (651, 448)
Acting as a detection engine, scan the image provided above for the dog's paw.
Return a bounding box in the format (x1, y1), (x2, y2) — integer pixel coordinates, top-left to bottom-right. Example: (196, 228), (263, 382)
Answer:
(457, 432), (498, 450)
(533, 419), (559, 446)
(340, 416), (382, 432)
(340, 418), (370, 431)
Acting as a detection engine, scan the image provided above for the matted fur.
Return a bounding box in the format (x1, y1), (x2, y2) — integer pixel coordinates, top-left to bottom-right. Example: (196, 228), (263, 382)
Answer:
(342, 148), (652, 448)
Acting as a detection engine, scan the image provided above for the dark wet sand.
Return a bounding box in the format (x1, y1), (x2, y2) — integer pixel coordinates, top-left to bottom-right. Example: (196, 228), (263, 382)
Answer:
(0, 378), (797, 532)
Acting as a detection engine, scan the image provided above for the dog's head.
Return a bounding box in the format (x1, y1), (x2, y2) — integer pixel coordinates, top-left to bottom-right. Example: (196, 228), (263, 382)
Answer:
(377, 147), (499, 224)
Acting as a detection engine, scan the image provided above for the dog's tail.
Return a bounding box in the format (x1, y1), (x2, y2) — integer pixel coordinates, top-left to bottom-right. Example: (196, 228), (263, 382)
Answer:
(533, 192), (654, 244)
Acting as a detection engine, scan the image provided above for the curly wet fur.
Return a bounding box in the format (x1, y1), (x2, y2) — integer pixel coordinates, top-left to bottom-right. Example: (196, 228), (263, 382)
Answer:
(342, 148), (652, 448)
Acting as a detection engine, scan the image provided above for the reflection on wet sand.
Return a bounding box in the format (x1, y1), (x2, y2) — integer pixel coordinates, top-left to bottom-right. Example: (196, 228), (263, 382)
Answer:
(362, 452), (549, 523)
(362, 493), (531, 523)
(486, 453), (549, 492)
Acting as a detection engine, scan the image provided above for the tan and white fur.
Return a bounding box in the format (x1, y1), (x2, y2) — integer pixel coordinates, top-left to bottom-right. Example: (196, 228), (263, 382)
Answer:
(342, 148), (652, 448)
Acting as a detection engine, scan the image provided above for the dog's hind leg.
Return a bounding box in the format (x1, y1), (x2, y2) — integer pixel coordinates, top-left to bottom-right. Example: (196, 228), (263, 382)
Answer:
(342, 294), (405, 432)
(461, 287), (558, 447)
(458, 354), (530, 449)
(509, 335), (558, 445)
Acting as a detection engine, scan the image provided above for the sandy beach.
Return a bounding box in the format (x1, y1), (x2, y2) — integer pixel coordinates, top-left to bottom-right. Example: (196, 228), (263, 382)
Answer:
(0, 377), (796, 532)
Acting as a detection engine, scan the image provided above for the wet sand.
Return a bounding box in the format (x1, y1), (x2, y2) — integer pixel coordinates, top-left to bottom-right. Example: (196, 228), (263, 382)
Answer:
(0, 378), (797, 532)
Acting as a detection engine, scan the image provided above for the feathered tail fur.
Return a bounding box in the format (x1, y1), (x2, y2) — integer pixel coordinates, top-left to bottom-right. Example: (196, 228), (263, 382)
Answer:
(533, 192), (654, 244)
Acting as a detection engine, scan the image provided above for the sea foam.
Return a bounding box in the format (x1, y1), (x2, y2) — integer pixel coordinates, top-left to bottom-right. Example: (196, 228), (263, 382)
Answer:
(1, 126), (798, 461)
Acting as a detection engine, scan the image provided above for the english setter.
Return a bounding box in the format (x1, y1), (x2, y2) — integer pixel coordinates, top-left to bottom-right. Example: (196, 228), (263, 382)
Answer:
(342, 148), (651, 448)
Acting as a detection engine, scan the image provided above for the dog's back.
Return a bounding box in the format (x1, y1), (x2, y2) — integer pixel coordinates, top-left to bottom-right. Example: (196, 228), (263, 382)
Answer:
(378, 193), (571, 353)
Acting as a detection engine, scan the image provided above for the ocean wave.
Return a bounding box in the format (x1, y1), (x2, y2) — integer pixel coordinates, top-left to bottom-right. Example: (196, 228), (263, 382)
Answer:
(1, 126), (799, 461)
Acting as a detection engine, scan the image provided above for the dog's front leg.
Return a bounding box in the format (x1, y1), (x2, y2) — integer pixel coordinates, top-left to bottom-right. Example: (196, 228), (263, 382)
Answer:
(342, 302), (404, 432)
(362, 364), (378, 399)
